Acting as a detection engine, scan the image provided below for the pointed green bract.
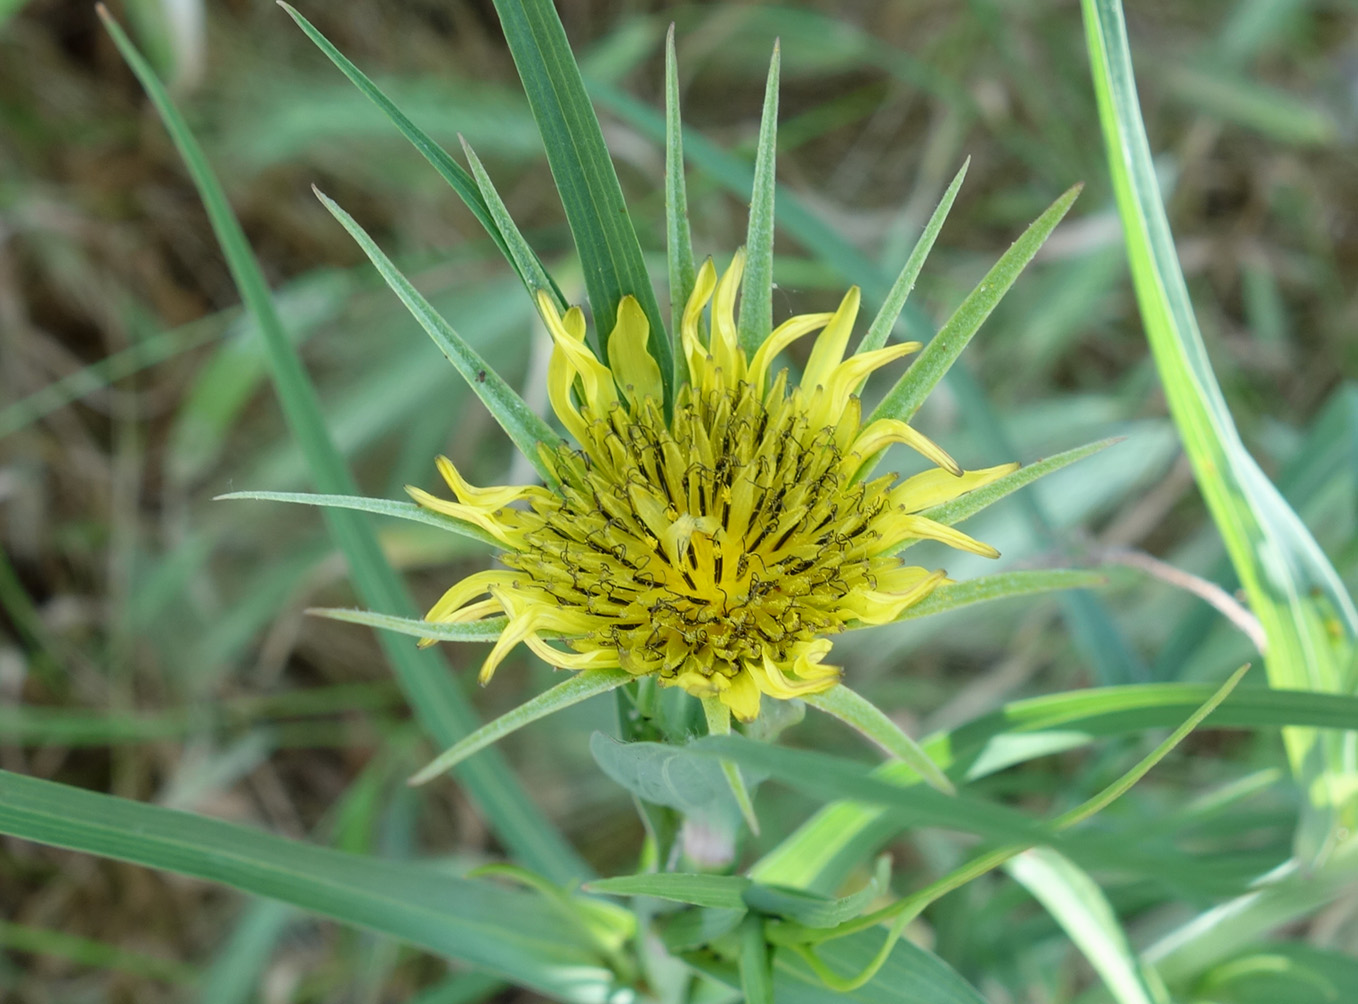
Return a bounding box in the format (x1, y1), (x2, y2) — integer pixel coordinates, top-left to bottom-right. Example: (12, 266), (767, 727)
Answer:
(314, 188), (563, 485)
(308, 608), (509, 644)
(97, 8), (587, 882)
(491, 0), (674, 403)
(215, 490), (498, 547)
(893, 570), (1108, 622)
(277, 2), (562, 307)
(914, 438), (1118, 532)
(409, 669), (633, 786)
(802, 685), (954, 795)
(868, 183), (1083, 428)
(588, 872), (751, 910)
(664, 24), (697, 368)
(856, 159), (969, 358)
(737, 42), (780, 356)
(461, 138), (564, 309)
(1083, 0), (1358, 863)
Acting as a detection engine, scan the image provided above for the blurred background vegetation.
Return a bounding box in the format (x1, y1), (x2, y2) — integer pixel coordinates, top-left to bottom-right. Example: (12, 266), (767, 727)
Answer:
(1, 0), (1355, 1001)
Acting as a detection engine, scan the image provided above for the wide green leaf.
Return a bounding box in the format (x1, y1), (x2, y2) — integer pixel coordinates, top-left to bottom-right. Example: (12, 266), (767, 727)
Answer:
(0, 771), (613, 1002)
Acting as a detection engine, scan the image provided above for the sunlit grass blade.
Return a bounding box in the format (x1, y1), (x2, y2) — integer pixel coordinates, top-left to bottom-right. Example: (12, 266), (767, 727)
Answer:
(491, 0), (673, 399)
(802, 685), (954, 795)
(314, 187), (563, 485)
(410, 669), (633, 786)
(276, 2), (563, 306)
(1006, 848), (1162, 1004)
(460, 138), (563, 309)
(309, 608), (508, 644)
(216, 490), (498, 546)
(736, 41), (780, 356)
(0, 770), (612, 1001)
(893, 570), (1108, 622)
(856, 159), (968, 357)
(664, 24), (697, 356)
(96, 8), (587, 881)
(1083, 0), (1358, 861)
(916, 438), (1119, 529)
(868, 183), (1083, 428)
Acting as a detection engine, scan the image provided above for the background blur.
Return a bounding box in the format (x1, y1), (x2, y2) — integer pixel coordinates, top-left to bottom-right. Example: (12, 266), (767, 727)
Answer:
(2, 1), (1356, 1001)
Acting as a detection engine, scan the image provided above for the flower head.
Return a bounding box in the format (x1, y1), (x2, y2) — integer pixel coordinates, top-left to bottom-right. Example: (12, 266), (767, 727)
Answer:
(411, 252), (1013, 721)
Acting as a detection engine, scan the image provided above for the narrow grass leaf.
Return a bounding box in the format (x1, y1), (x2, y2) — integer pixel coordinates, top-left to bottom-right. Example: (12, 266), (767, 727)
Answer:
(740, 915), (775, 1004)
(1007, 848), (1161, 1004)
(216, 490), (498, 546)
(856, 159), (968, 356)
(802, 685), (955, 794)
(737, 42), (780, 356)
(1083, 0), (1358, 860)
(917, 438), (1119, 529)
(460, 138), (563, 308)
(664, 24), (697, 353)
(314, 188), (563, 484)
(894, 570), (1108, 622)
(97, 9), (586, 881)
(868, 183), (1082, 427)
(743, 858), (888, 929)
(588, 872), (751, 910)
(409, 669), (632, 785)
(0, 771), (611, 1002)
(491, 0), (674, 399)
(277, 2), (564, 304)
(308, 608), (508, 644)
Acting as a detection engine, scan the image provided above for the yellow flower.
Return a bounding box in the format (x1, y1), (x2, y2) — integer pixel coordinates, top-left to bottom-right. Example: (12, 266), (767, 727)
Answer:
(410, 251), (1015, 722)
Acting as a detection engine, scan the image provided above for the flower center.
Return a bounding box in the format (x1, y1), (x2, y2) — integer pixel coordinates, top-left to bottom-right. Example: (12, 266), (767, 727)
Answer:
(505, 378), (901, 684)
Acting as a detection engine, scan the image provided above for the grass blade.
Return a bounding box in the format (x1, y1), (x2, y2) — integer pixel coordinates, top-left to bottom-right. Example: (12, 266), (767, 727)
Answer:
(97, 7), (588, 882)
(0, 771), (612, 1001)
(276, 2), (564, 305)
(1083, 0), (1358, 861)
(491, 0), (674, 398)
(314, 188), (563, 484)
(737, 42), (780, 356)
(867, 183), (1083, 427)
(409, 669), (633, 785)
(802, 685), (954, 795)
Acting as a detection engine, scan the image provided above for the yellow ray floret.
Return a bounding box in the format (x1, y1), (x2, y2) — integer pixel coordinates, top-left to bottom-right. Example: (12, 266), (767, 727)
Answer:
(412, 253), (1011, 721)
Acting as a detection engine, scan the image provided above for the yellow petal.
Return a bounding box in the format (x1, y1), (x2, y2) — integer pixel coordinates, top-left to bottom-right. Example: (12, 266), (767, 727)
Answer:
(607, 295), (663, 407)
(537, 291), (619, 417)
(721, 669), (763, 722)
(897, 515), (1001, 558)
(709, 249), (747, 386)
(889, 462), (1019, 513)
(435, 455), (541, 510)
(681, 258), (718, 384)
(800, 286), (860, 392)
(747, 311), (833, 394)
(406, 485), (522, 547)
(852, 418), (962, 476)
